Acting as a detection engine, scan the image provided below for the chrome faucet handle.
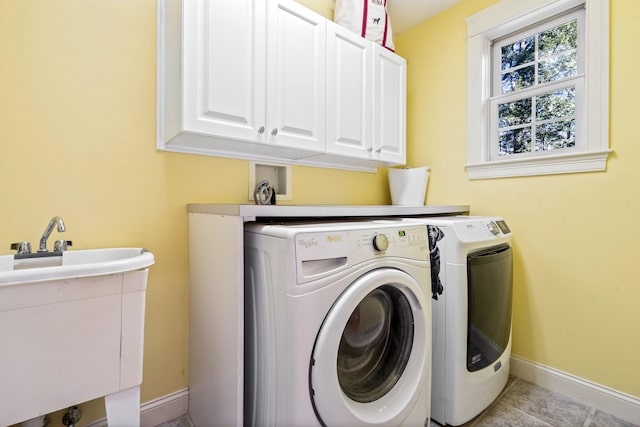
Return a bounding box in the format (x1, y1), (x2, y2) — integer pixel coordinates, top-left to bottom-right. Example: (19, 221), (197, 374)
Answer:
(10, 241), (32, 254)
(53, 240), (73, 252)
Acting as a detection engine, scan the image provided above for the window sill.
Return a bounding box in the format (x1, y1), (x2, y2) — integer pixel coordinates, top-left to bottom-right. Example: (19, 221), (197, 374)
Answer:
(465, 149), (612, 180)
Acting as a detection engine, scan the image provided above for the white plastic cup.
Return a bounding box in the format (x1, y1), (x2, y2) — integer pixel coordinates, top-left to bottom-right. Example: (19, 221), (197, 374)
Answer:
(388, 166), (430, 206)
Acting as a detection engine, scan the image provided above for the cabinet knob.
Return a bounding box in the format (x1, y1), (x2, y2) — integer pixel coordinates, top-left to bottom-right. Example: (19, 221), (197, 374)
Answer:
(258, 126), (265, 134)
(271, 128), (278, 136)
(375, 148), (382, 153)
(367, 147), (373, 152)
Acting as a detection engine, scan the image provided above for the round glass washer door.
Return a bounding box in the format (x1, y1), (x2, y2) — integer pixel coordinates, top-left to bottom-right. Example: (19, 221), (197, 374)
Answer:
(310, 268), (428, 426)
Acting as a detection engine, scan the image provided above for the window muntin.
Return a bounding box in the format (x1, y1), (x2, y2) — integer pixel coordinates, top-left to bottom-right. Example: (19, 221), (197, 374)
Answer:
(490, 9), (584, 160)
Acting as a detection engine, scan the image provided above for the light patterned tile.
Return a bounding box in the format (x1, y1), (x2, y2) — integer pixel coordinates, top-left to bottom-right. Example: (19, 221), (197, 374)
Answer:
(155, 415), (194, 427)
(498, 379), (592, 427)
(589, 410), (639, 427)
(473, 402), (552, 427)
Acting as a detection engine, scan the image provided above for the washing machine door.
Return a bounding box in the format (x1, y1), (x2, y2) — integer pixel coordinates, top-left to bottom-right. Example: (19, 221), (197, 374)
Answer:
(310, 268), (429, 426)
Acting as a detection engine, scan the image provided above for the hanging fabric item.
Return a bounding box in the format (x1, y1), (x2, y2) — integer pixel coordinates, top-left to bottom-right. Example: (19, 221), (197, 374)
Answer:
(334, 0), (395, 51)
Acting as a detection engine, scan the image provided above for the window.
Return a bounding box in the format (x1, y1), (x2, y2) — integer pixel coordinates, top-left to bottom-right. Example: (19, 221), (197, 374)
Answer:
(492, 11), (583, 159)
(465, 0), (610, 179)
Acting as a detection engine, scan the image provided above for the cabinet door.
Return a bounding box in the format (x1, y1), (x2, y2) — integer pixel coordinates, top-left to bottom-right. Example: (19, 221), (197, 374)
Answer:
(326, 22), (373, 159)
(182, 0), (266, 144)
(372, 44), (406, 164)
(266, 0), (326, 153)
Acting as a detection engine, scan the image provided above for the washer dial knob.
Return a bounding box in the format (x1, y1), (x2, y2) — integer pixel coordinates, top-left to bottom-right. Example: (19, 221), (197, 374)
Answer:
(372, 233), (389, 252)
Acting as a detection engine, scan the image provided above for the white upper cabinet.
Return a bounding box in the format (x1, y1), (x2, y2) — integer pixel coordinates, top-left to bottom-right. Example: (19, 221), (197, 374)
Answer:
(181, 0), (266, 144)
(158, 0), (325, 160)
(325, 22), (373, 160)
(324, 22), (406, 167)
(266, 1), (326, 153)
(373, 44), (406, 165)
(157, 0), (406, 171)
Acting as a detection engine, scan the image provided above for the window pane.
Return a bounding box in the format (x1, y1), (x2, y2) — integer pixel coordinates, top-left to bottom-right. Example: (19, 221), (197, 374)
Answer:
(501, 36), (535, 71)
(499, 127), (531, 156)
(536, 88), (575, 121)
(538, 51), (577, 84)
(501, 65), (535, 94)
(498, 98), (532, 128)
(489, 10), (586, 163)
(535, 119), (576, 151)
(538, 20), (577, 58)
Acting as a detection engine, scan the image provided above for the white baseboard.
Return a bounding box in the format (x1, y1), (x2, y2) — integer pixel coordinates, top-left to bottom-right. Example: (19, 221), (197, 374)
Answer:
(84, 388), (189, 427)
(510, 355), (640, 425)
(140, 388), (189, 427)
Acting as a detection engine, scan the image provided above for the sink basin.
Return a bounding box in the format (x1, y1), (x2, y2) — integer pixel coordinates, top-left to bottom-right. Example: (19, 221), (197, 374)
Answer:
(0, 247), (154, 286)
(0, 247), (154, 426)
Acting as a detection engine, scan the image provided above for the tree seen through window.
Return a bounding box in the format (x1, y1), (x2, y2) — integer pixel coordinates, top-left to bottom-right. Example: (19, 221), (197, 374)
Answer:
(496, 19), (578, 156)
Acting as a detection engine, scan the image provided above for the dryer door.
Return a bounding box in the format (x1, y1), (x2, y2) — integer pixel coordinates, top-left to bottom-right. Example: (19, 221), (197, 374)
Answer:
(310, 268), (429, 426)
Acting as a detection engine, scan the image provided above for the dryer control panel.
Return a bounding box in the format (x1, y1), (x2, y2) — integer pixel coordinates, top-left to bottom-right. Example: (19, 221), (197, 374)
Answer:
(449, 219), (511, 243)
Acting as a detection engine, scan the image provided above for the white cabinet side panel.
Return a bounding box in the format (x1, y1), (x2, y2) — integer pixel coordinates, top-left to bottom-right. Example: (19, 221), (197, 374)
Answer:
(157, 0), (183, 147)
(188, 213), (244, 427)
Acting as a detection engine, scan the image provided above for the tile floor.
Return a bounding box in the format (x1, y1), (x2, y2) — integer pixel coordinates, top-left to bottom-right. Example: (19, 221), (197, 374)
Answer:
(157, 377), (638, 427)
(435, 377), (638, 427)
(156, 415), (193, 427)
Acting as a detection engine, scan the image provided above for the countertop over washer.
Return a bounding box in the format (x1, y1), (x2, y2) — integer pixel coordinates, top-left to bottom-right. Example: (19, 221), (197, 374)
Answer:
(187, 204), (470, 221)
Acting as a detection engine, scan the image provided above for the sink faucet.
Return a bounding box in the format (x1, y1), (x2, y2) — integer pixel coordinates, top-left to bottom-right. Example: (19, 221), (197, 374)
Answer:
(38, 216), (66, 253)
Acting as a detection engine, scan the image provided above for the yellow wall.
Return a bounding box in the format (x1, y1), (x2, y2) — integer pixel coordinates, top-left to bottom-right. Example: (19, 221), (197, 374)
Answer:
(396, 0), (640, 397)
(0, 0), (383, 424)
(3, 0), (638, 423)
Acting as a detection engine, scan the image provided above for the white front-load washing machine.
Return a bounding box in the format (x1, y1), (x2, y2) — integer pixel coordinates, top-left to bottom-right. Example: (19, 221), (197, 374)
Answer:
(244, 219), (432, 427)
(407, 216), (513, 426)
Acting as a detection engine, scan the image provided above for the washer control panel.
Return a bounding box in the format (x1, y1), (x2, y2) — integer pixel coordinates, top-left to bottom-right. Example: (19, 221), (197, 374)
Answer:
(294, 224), (428, 269)
(283, 222), (431, 285)
(349, 225), (428, 259)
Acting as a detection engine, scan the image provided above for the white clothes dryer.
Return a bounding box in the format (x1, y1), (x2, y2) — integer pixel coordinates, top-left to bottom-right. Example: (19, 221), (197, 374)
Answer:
(406, 216), (513, 426)
(244, 219), (432, 427)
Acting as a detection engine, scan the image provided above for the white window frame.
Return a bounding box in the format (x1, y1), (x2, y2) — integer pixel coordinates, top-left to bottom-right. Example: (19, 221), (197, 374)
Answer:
(465, 0), (610, 179)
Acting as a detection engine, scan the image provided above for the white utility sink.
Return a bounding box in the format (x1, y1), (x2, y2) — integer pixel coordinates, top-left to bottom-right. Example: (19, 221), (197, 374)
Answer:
(0, 248), (154, 427)
(0, 247), (154, 285)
